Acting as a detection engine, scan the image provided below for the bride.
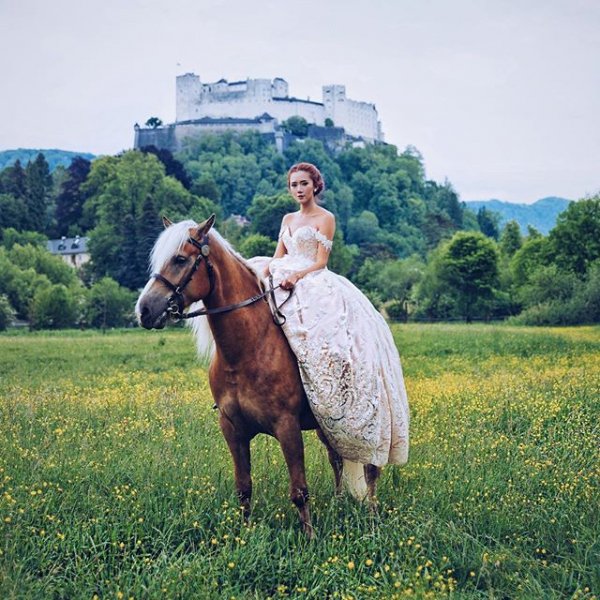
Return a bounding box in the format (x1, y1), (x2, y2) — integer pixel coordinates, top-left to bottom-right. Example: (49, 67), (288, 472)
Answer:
(251, 162), (409, 471)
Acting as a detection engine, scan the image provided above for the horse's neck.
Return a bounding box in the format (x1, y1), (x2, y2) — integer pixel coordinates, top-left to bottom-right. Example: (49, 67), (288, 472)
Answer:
(205, 247), (271, 364)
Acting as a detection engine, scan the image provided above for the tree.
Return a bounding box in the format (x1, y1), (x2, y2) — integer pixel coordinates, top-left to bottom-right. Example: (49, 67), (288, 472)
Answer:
(282, 116), (309, 137)
(440, 232), (499, 322)
(30, 283), (77, 329)
(140, 145), (191, 189)
(0, 294), (15, 330)
(546, 196), (600, 275)
(247, 193), (297, 240)
(54, 156), (92, 236)
(82, 151), (217, 288)
(86, 277), (136, 328)
(0, 193), (26, 230)
(238, 234), (276, 258)
(477, 207), (500, 240)
(499, 220), (523, 257)
(24, 153), (52, 233)
(511, 236), (549, 287)
(0, 159), (27, 200)
(145, 117), (163, 128)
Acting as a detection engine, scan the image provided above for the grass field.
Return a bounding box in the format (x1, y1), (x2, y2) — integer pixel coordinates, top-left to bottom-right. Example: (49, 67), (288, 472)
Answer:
(0, 324), (598, 599)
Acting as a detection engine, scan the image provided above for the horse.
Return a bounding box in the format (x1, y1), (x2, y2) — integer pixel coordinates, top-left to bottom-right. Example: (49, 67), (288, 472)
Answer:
(136, 215), (381, 536)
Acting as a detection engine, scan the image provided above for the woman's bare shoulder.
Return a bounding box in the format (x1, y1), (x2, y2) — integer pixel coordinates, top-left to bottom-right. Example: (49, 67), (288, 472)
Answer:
(314, 209), (335, 236)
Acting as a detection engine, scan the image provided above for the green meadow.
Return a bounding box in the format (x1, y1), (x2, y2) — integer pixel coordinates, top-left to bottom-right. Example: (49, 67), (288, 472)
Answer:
(0, 325), (598, 599)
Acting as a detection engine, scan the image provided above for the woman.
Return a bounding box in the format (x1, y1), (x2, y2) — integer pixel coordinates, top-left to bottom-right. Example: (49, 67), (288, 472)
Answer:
(253, 162), (409, 468)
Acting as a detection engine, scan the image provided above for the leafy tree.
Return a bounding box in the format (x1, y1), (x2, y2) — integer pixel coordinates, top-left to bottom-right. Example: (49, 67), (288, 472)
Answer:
(191, 174), (221, 203)
(477, 207), (500, 240)
(140, 146), (191, 189)
(518, 264), (578, 309)
(0, 159), (27, 200)
(324, 118), (334, 127)
(54, 156), (92, 236)
(0, 193), (26, 230)
(24, 153), (53, 233)
(282, 116), (309, 137)
(9, 243), (78, 287)
(328, 230), (358, 277)
(439, 232), (499, 322)
(0, 294), (15, 330)
(86, 277), (136, 328)
(511, 236), (548, 287)
(413, 245), (459, 321)
(0, 228), (47, 249)
(247, 193), (297, 240)
(30, 283), (77, 329)
(546, 196), (600, 275)
(145, 117), (163, 128)
(82, 151), (217, 288)
(136, 195), (163, 283)
(238, 234), (276, 258)
(499, 220), (523, 257)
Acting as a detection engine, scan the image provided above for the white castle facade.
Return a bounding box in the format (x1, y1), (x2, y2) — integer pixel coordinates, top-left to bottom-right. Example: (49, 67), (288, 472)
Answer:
(134, 74), (384, 152)
(176, 74), (384, 143)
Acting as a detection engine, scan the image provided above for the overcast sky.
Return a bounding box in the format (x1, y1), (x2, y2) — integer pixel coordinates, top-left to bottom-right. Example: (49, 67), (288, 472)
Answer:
(1, 0), (598, 203)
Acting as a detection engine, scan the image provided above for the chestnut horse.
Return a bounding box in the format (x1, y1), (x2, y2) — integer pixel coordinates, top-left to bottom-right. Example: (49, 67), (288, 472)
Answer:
(136, 215), (380, 536)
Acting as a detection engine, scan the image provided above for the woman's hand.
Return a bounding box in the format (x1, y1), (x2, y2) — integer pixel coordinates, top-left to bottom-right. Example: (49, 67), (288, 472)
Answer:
(280, 272), (302, 290)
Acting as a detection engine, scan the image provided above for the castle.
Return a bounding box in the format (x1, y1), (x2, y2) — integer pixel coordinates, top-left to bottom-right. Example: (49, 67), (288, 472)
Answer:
(134, 74), (385, 152)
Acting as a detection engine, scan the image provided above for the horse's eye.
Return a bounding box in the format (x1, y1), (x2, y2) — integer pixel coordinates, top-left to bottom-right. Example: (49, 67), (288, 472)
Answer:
(174, 255), (188, 265)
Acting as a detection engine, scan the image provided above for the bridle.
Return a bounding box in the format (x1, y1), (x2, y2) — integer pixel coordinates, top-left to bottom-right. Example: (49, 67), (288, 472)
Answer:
(152, 233), (291, 326)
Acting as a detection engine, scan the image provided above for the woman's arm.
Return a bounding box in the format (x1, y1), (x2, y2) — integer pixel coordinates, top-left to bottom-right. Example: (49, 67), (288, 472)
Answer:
(280, 214), (335, 289)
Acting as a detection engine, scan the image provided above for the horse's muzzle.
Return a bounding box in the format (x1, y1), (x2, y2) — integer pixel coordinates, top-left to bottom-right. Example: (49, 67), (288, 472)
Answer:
(138, 301), (169, 330)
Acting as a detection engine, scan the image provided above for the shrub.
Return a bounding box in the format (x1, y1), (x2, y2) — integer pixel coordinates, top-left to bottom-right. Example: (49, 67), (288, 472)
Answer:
(30, 284), (77, 329)
(0, 294), (15, 330)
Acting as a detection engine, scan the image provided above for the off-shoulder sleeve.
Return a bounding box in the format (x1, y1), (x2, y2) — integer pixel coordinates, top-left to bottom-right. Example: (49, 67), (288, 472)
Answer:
(314, 229), (333, 251)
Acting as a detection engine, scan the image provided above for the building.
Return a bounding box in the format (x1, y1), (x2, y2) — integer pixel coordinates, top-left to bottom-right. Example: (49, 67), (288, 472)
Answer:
(47, 236), (90, 268)
(134, 74), (384, 153)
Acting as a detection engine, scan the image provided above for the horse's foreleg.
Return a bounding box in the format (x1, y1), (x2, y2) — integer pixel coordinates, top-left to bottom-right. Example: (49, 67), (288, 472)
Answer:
(219, 415), (252, 520)
(275, 418), (313, 539)
(316, 429), (343, 495)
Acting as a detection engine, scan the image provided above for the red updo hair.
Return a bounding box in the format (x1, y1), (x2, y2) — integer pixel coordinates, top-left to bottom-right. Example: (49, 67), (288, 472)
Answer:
(287, 162), (325, 196)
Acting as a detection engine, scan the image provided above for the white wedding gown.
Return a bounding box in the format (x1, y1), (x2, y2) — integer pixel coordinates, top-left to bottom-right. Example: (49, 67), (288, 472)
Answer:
(250, 225), (409, 467)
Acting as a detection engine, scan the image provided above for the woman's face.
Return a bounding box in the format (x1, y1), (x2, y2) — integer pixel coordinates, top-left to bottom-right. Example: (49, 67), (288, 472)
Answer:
(289, 170), (316, 205)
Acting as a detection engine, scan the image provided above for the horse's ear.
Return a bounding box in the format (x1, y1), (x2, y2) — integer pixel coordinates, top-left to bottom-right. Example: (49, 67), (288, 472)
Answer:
(198, 213), (216, 235)
(162, 216), (173, 229)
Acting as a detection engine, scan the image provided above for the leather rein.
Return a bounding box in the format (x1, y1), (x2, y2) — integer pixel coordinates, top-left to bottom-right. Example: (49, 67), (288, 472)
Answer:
(152, 234), (292, 326)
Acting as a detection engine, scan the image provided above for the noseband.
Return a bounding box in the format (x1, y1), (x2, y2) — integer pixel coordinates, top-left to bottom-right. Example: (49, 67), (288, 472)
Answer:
(152, 233), (291, 325)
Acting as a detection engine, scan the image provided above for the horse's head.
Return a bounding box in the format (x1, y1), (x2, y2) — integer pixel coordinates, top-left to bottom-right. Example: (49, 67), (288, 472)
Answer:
(136, 214), (216, 329)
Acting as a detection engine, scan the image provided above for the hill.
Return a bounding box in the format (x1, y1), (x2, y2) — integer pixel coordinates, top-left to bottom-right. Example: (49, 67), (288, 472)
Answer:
(0, 148), (96, 171)
(464, 197), (572, 235)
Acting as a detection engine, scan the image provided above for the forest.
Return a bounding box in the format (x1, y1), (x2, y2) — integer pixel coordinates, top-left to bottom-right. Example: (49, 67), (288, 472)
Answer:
(0, 131), (598, 329)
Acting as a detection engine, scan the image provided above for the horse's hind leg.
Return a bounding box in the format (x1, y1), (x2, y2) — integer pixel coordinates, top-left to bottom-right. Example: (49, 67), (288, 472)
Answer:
(316, 429), (343, 495)
(275, 418), (313, 538)
(219, 416), (252, 520)
(365, 464), (381, 510)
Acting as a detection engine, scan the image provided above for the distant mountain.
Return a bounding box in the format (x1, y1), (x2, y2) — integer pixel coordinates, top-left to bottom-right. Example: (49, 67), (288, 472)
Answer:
(0, 149), (96, 172)
(464, 197), (573, 235)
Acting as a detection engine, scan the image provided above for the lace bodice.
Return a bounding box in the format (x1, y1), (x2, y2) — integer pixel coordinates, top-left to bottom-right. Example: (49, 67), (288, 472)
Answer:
(280, 225), (333, 262)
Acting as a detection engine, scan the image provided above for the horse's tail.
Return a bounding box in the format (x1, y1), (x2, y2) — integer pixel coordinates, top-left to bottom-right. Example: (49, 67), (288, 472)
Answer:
(342, 459), (368, 501)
